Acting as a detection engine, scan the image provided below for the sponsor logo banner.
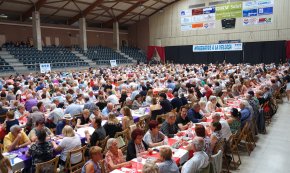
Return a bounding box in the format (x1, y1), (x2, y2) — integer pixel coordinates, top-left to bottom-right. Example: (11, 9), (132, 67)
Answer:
(193, 43), (243, 52)
(215, 2), (243, 20)
(180, 10), (191, 16)
(258, 6), (273, 15)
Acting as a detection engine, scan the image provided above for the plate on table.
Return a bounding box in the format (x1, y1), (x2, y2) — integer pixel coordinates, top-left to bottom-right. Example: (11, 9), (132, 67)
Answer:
(3, 153), (18, 159)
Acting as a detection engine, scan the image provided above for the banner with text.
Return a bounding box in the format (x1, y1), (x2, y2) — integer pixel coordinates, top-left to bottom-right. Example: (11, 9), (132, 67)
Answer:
(215, 2), (243, 20)
(193, 43), (243, 52)
(40, 63), (51, 73)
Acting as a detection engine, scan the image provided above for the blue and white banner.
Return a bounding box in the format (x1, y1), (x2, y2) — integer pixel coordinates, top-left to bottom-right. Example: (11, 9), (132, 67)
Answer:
(40, 63), (51, 73)
(110, 60), (117, 67)
(192, 43), (243, 52)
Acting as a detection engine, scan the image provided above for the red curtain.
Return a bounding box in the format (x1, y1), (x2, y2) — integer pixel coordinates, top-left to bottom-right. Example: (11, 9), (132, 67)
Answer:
(286, 41), (290, 60)
(147, 46), (166, 63)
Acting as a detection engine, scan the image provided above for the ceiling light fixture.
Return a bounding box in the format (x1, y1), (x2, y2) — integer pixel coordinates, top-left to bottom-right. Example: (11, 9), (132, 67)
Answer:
(0, 14), (8, 18)
(139, 5), (144, 9)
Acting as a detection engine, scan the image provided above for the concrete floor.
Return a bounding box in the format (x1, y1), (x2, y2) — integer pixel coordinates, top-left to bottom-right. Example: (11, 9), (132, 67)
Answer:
(232, 100), (290, 173)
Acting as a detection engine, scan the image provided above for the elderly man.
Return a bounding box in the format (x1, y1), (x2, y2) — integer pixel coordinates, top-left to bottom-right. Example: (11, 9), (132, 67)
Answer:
(239, 101), (252, 128)
(181, 137), (209, 173)
(187, 103), (206, 123)
(212, 113), (232, 140)
(3, 125), (31, 152)
(83, 96), (97, 114)
(26, 106), (45, 129)
(101, 102), (115, 117)
(47, 103), (65, 135)
(24, 94), (38, 112)
(14, 104), (30, 119)
(160, 112), (180, 138)
(64, 98), (83, 116)
(158, 147), (179, 173)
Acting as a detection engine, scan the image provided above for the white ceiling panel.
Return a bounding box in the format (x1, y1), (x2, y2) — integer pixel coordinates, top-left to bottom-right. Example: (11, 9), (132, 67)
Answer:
(40, 8), (56, 15)
(102, 2), (116, 8)
(151, 2), (166, 9)
(55, 10), (78, 17)
(114, 2), (132, 10)
(45, 1), (70, 8)
(0, 2), (31, 12)
(76, 0), (96, 3)
(95, 16), (111, 21)
(141, 8), (155, 15)
(143, 0), (157, 7)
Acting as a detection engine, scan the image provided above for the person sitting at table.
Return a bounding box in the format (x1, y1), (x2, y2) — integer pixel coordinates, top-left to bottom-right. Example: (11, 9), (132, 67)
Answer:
(145, 89), (153, 106)
(105, 138), (131, 171)
(90, 106), (103, 120)
(24, 94), (38, 113)
(159, 93), (173, 114)
(175, 106), (191, 131)
(157, 147), (179, 173)
(181, 137), (209, 173)
(83, 96), (97, 114)
(180, 93), (188, 106)
(126, 128), (150, 161)
(205, 96), (218, 113)
(51, 125), (82, 166)
(103, 113), (122, 138)
(143, 120), (166, 147)
(170, 92), (183, 112)
(239, 101), (252, 128)
(187, 103), (207, 123)
(81, 146), (103, 173)
(3, 111), (19, 134)
(203, 85), (213, 100)
(0, 102), (8, 123)
(14, 104), (30, 120)
(212, 113), (232, 141)
(210, 122), (222, 153)
(142, 160), (159, 173)
(47, 103), (65, 135)
(37, 101), (46, 113)
(28, 119), (54, 142)
(76, 109), (91, 128)
(132, 94), (143, 110)
(65, 96), (83, 114)
(101, 102), (115, 117)
(160, 112), (180, 138)
(85, 117), (106, 147)
(27, 129), (54, 172)
(121, 106), (134, 130)
(3, 125), (31, 152)
(199, 100), (209, 117)
(96, 95), (107, 111)
(149, 97), (163, 121)
(26, 106), (45, 130)
(186, 124), (212, 156)
(225, 108), (241, 134)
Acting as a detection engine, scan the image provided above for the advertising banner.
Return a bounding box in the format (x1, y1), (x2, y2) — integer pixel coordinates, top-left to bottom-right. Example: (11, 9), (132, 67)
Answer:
(40, 63), (51, 73)
(215, 2), (243, 20)
(243, 9), (258, 17)
(243, 16), (272, 25)
(181, 17), (192, 24)
(258, 6), (273, 15)
(203, 7), (215, 14)
(180, 10), (191, 16)
(193, 43), (243, 52)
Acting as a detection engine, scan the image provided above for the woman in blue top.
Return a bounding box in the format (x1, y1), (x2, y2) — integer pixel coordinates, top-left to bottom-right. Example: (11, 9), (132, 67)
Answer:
(81, 146), (103, 173)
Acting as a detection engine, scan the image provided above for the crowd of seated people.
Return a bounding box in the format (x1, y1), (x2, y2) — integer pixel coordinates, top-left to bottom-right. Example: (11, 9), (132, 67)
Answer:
(2, 41), (33, 48)
(0, 62), (289, 173)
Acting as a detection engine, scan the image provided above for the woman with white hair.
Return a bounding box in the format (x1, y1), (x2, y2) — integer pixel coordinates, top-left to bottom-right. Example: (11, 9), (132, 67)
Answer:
(205, 96), (217, 113)
(105, 138), (130, 172)
(198, 100), (209, 117)
(142, 160), (159, 173)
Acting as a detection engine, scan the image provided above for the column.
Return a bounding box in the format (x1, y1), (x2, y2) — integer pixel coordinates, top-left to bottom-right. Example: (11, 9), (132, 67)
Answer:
(79, 17), (87, 51)
(32, 11), (42, 51)
(113, 21), (120, 50)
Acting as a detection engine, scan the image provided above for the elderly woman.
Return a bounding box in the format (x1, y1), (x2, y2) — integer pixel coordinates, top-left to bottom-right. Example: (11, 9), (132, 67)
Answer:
(126, 128), (151, 161)
(142, 160), (159, 173)
(105, 138), (130, 171)
(198, 100), (209, 117)
(210, 122), (222, 153)
(143, 120), (166, 147)
(157, 147), (179, 173)
(51, 125), (82, 166)
(76, 109), (91, 128)
(81, 146), (103, 173)
(205, 96), (217, 113)
(103, 113), (122, 138)
(27, 129), (54, 172)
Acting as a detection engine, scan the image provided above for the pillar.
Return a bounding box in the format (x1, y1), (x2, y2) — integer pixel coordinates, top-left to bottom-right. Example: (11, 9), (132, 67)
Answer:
(32, 11), (42, 51)
(113, 21), (120, 50)
(79, 17), (87, 51)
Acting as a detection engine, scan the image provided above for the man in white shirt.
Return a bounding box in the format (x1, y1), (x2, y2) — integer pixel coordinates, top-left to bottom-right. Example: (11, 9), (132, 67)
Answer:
(212, 113), (232, 140)
(181, 137), (209, 173)
(106, 91), (119, 104)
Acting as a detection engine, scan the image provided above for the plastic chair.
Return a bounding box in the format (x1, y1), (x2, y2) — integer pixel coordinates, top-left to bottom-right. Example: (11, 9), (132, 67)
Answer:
(211, 150), (223, 173)
(65, 145), (87, 173)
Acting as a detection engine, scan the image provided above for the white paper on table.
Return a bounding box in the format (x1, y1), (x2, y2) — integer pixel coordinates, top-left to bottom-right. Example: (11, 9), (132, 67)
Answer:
(132, 158), (147, 164)
(11, 158), (25, 172)
(76, 127), (95, 138)
(110, 169), (125, 173)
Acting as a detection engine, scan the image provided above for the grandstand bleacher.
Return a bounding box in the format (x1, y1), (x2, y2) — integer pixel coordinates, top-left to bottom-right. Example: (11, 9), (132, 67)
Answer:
(121, 47), (147, 63)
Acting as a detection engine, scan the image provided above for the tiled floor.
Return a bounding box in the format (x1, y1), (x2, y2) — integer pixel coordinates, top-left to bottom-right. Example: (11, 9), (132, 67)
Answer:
(232, 101), (290, 173)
